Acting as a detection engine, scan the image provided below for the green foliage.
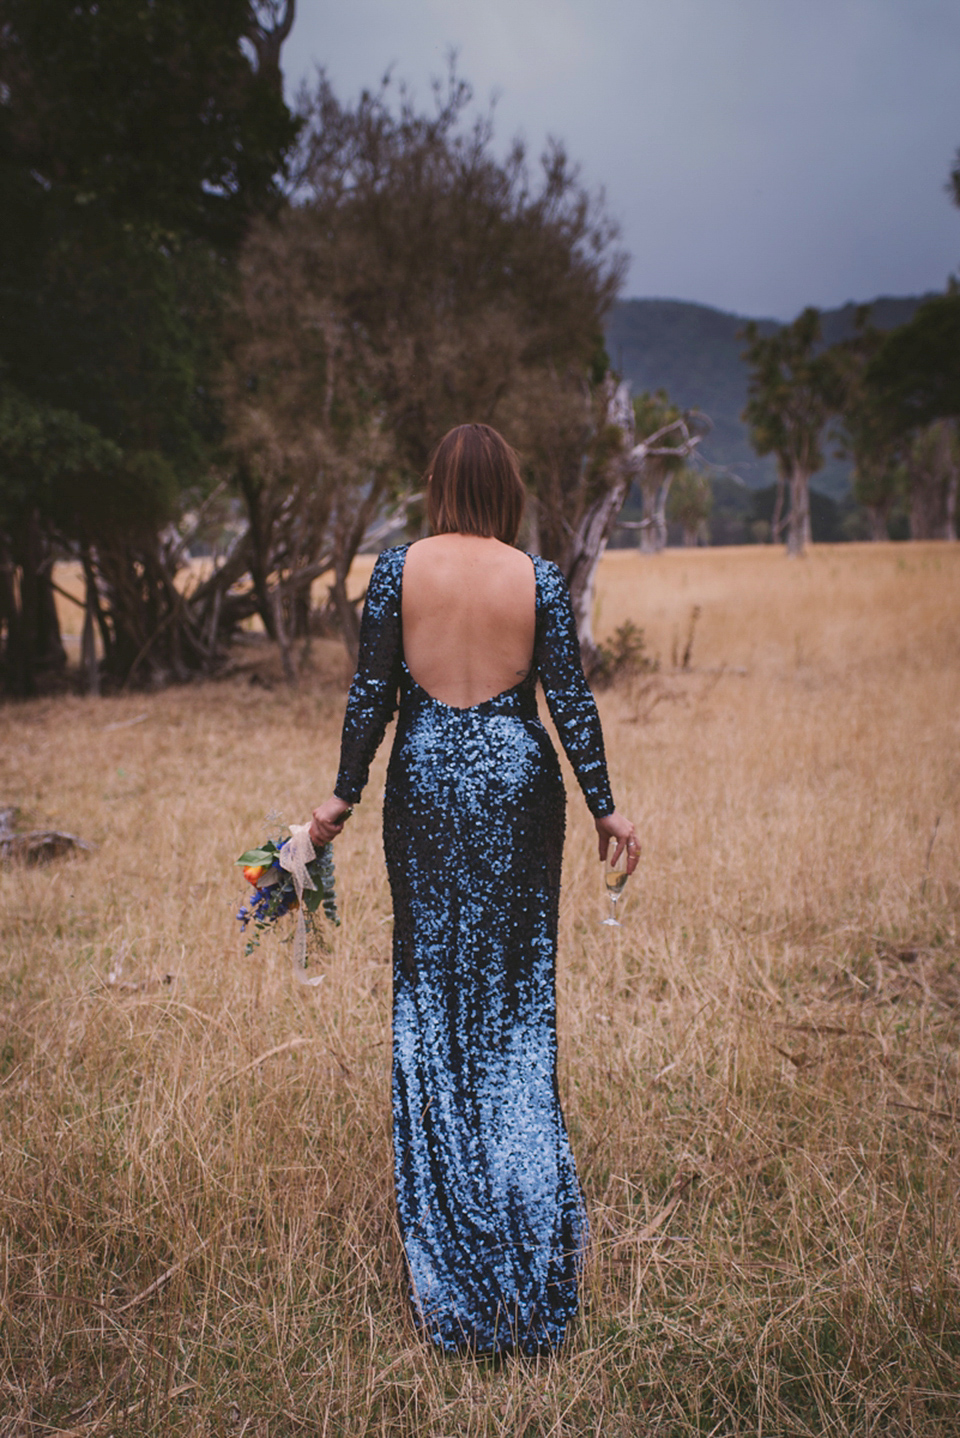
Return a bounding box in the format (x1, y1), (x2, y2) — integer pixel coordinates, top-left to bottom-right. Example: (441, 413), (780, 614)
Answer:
(632, 389), (686, 460)
(0, 0), (296, 247)
(237, 836), (340, 957)
(852, 456), (906, 525)
(593, 619), (658, 688)
(238, 837), (283, 863)
(904, 419), (960, 539)
(606, 295), (927, 498)
(829, 289), (960, 538)
(0, 388), (121, 525)
(740, 309), (846, 552)
(741, 308), (839, 479)
(225, 67), (625, 614)
(0, 0), (297, 507)
(288, 70), (623, 474)
(827, 315), (906, 534)
(866, 290), (960, 434)
(666, 464), (712, 541)
(747, 483), (857, 544)
(0, 0), (299, 692)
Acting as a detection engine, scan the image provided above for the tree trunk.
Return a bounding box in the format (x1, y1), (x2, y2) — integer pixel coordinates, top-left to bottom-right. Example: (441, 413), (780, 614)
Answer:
(937, 420), (958, 541)
(944, 465), (958, 541)
(786, 468), (810, 557)
(35, 554), (67, 677)
(525, 495), (541, 556)
(910, 484), (935, 540)
(272, 581), (297, 685)
(248, 0), (296, 89)
(867, 506), (888, 542)
(770, 472), (786, 544)
(0, 532), (26, 696)
(80, 545), (113, 671)
(0, 512), (66, 695)
(565, 466), (631, 676)
(16, 515), (41, 694)
(653, 476), (673, 551)
(81, 564), (100, 696)
(238, 467), (277, 640)
(639, 479), (659, 554)
(330, 566), (361, 666)
(326, 473), (389, 666)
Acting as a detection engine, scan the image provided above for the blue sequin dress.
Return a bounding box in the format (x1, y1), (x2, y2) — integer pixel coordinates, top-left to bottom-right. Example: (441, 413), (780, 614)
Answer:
(334, 544), (614, 1354)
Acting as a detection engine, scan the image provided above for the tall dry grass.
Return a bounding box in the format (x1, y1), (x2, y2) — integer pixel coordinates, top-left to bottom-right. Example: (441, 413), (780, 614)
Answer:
(1, 542), (959, 1436)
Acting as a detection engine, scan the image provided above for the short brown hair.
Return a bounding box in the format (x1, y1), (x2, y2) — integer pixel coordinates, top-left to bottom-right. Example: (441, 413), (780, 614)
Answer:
(425, 424), (525, 544)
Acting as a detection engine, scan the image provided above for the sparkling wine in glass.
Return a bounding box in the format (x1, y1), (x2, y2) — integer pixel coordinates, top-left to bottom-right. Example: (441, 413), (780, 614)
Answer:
(603, 838), (629, 927)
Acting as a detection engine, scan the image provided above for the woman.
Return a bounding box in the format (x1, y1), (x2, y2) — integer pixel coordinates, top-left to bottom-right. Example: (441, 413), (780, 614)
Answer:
(310, 423), (638, 1355)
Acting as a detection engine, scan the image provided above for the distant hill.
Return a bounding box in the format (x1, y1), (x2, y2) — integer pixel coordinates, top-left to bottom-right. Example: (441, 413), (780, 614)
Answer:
(605, 295), (932, 499)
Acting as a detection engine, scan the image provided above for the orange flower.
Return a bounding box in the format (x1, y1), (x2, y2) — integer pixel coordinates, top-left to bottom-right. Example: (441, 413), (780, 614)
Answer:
(243, 864), (266, 885)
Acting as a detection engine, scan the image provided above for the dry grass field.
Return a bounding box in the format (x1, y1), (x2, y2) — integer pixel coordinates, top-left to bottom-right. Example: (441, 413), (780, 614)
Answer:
(2, 542), (959, 1437)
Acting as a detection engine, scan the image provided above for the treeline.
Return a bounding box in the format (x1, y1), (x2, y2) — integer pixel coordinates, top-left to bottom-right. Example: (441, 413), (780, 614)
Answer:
(2, 6), (957, 698)
(614, 279), (960, 554)
(739, 292), (960, 555)
(1, 0), (653, 695)
(0, 1), (298, 696)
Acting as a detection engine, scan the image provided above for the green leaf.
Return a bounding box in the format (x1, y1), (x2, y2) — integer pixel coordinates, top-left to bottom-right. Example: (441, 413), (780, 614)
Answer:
(237, 848), (274, 866)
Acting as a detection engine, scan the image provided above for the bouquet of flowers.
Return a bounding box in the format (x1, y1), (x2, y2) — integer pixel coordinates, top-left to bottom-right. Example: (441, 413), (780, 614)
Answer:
(236, 824), (342, 980)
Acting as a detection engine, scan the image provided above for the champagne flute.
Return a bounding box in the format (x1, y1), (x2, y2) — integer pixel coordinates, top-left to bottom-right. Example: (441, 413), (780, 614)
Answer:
(603, 837), (629, 926)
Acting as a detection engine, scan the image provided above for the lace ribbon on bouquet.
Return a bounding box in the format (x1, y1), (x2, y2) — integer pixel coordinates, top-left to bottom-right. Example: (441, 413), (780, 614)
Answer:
(278, 823), (324, 987)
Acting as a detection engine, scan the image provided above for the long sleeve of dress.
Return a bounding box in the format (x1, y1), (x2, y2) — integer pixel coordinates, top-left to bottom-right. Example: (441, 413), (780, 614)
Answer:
(532, 557), (615, 819)
(334, 546), (407, 804)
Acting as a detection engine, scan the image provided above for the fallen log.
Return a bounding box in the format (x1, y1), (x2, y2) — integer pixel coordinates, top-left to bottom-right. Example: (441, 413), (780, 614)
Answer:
(0, 807), (94, 863)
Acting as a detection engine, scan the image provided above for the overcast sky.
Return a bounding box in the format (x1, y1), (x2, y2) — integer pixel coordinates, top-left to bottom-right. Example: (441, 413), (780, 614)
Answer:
(281, 0), (960, 321)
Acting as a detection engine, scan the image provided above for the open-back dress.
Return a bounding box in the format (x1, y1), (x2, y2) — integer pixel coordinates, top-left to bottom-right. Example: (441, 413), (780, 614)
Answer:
(334, 544), (615, 1354)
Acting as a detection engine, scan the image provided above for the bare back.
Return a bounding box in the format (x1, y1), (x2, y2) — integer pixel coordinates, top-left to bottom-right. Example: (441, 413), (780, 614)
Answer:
(401, 535), (536, 709)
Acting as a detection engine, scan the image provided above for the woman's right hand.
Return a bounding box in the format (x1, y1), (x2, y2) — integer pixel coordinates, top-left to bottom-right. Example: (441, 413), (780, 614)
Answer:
(309, 796), (352, 847)
(595, 810), (640, 873)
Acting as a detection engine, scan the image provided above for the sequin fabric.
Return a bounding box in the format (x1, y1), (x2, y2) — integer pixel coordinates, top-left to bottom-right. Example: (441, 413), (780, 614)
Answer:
(335, 544), (614, 1354)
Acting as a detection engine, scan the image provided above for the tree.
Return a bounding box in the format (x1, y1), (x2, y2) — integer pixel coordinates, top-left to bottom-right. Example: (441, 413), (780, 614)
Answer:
(0, 390), (122, 693)
(829, 316), (905, 540)
(0, 0), (298, 692)
(948, 145), (960, 210)
(220, 206), (395, 670)
(741, 309), (840, 556)
(625, 391), (709, 553)
(541, 382), (707, 664)
(220, 69), (625, 669)
(0, 0), (296, 247)
(863, 291), (960, 540)
(667, 465), (712, 546)
(905, 421), (959, 540)
(866, 289), (960, 439)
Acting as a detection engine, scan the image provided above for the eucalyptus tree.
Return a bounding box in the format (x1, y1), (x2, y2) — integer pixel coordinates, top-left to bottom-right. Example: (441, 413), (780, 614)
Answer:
(866, 289), (960, 438)
(904, 421), (959, 540)
(741, 309), (840, 557)
(864, 291), (960, 539)
(667, 465), (713, 547)
(528, 380), (708, 667)
(829, 317), (905, 541)
(0, 0), (298, 693)
(626, 391), (709, 552)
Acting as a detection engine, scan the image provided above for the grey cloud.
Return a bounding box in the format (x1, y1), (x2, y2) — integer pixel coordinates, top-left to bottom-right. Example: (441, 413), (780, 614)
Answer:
(283, 0), (960, 318)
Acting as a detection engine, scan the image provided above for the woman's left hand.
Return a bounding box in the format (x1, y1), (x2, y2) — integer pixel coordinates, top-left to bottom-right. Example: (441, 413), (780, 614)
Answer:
(594, 810), (640, 873)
